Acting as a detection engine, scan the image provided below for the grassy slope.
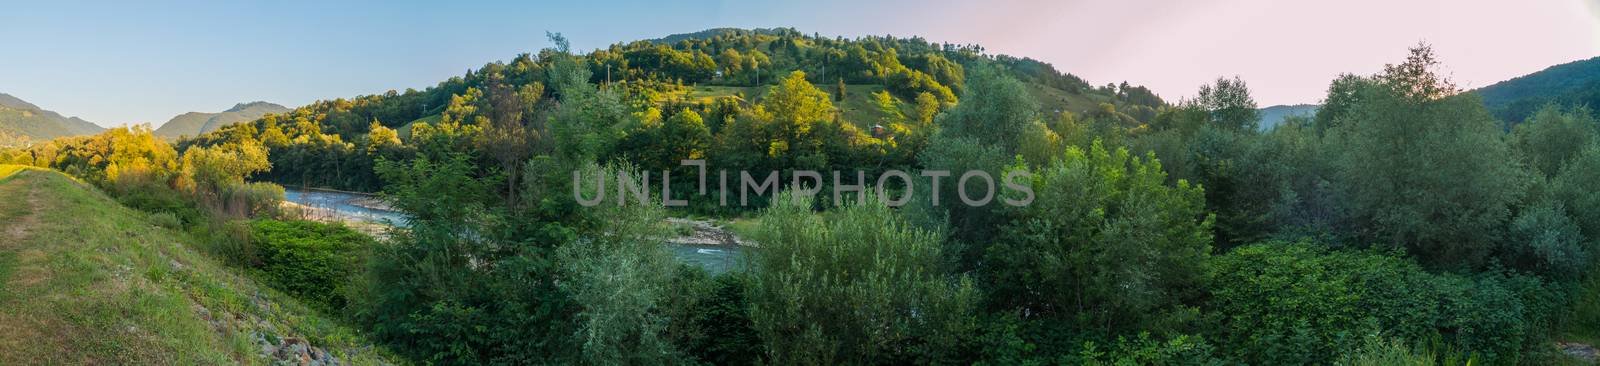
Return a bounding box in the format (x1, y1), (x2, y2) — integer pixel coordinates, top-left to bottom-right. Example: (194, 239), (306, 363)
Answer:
(0, 166), (396, 365)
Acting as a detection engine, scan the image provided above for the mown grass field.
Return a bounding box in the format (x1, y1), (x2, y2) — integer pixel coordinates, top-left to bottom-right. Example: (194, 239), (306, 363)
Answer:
(0, 165), (396, 365)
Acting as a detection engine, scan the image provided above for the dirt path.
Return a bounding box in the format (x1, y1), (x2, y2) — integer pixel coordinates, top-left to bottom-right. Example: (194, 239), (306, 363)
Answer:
(1, 174), (48, 290)
(2, 174), (41, 246)
(0, 172), (52, 361)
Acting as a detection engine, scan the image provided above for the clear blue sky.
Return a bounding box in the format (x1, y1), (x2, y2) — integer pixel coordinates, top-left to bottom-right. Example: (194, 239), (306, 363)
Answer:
(4, 0), (1596, 127)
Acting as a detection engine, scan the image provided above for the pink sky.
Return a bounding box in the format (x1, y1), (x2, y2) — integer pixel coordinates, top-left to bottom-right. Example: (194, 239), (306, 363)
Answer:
(727, 0), (1600, 106)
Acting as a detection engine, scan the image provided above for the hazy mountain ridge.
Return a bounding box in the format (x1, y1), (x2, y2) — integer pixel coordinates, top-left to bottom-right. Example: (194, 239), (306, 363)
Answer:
(1257, 104), (1319, 130)
(0, 93), (103, 145)
(154, 101), (290, 139)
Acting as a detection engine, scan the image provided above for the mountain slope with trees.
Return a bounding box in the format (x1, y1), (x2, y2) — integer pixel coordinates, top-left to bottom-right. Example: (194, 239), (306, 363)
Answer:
(0, 93), (103, 146)
(1475, 56), (1600, 123)
(169, 28), (1167, 192)
(153, 101), (290, 139)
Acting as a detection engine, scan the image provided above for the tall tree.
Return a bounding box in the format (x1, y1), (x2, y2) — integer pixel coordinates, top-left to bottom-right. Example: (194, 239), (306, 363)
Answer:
(748, 193), (978, 365)
(1329, 45), (1528, 268)
(1195, 76), (1260, 131)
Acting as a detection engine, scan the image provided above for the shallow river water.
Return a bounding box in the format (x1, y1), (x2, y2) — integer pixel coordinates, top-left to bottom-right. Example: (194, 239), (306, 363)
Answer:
(284, 188), (743, 273)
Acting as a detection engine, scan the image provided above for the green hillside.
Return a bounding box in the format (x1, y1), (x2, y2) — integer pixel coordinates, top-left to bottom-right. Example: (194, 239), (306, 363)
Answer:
(152, 112), (217, 139)
(0, 166), (396, 364)
(0, 93), (103, 146)
(154, 102), (290, 139)
(171, 28), (1163, 191)
(1475, 56), (1600, 123)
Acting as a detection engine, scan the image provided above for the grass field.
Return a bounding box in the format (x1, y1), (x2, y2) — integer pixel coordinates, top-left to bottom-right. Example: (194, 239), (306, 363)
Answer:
(0, 165), (396, 364)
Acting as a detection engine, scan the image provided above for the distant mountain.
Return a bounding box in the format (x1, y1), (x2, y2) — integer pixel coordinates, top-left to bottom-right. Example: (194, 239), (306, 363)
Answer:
(1257, 104), (1318, 130)
(0, 93), (103, 146)
(0, 93), (42, 110)
(154, 101), (289, 139)
(1475, 56), (1600, 123)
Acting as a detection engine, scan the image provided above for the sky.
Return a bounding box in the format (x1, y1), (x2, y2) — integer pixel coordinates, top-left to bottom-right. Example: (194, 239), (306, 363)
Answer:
(2, 0), (1597, 127)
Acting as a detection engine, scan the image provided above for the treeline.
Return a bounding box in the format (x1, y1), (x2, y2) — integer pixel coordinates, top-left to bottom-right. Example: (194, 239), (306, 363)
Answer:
(7, 33), (1600, 365)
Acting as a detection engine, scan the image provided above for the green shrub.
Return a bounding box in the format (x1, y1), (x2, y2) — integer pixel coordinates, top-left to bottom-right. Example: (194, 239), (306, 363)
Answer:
(223, 182), (285, 218)
(1505, 201), (1590, 280)
(114, 180), (204, 227)
(148, 212), (182, 230)
(664, 269), (761, 365)
(1335, 334), (1479, 366)
(748, 193), (980, 365)
(1073, 332), (1226, 366)
(248, 219), (372, 310)
(1207, 241), (1558, 365)
(194, 219), (258, 267)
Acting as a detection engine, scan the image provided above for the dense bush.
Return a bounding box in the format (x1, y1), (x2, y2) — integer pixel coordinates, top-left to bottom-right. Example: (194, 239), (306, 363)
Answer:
(665, 269), (763, 365)
(986, 141), (1212, 332)
(114, 180), (205, 227)
(147, 211), (182, 230)
(1505, 201), (1590, 280)
(1207, 241), (1561, 365)
(248, 219), (373, 310)
(748, 193), (979, 365)
(1334, 335), (1479, 366)
(222, 181), (286, 218)
(1325, 47), (1529, 269)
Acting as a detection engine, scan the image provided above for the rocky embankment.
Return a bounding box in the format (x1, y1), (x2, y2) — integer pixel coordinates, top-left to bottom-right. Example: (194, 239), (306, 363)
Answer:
(665, 217), (748, 246)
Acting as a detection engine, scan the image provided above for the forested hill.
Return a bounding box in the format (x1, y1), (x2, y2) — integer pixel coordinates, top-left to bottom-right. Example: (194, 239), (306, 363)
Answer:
(178, 27), (1168, 191)
(153, 101), (289, 139)
(0, 93), (103, 146)
(1475, 55), (1600, 123)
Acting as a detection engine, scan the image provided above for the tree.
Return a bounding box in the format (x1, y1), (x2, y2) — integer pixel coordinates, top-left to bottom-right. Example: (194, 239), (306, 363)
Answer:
(369, 153), (584, 364)
(559, 164), (687, 365)
(1511, 104), (1597, 178)
(934, 65), (1037, 154)
(623, 109), (711, 171)
(1328, 45), (1527, 268)
(1553, 144), (1600, 240)
(913, 92), (940, 126)
(834, 77), (847, 101)
(764, 71), (835, 137)
(180, 141), (270, 195)
(712, 70), (852, 173)
(1194, 76), (1259, 131)
(912, 65), (1041, 267)
(986, 141), (1212, 332)
(748, 193), (979, 365)
(1506, 200), (1590, 280)
(870, 90), (904, 126)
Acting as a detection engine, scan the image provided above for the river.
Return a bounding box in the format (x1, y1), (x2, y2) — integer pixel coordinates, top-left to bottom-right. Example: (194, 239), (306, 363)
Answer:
(283, 188), (744, 274)
(283, 188), (408, 225)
